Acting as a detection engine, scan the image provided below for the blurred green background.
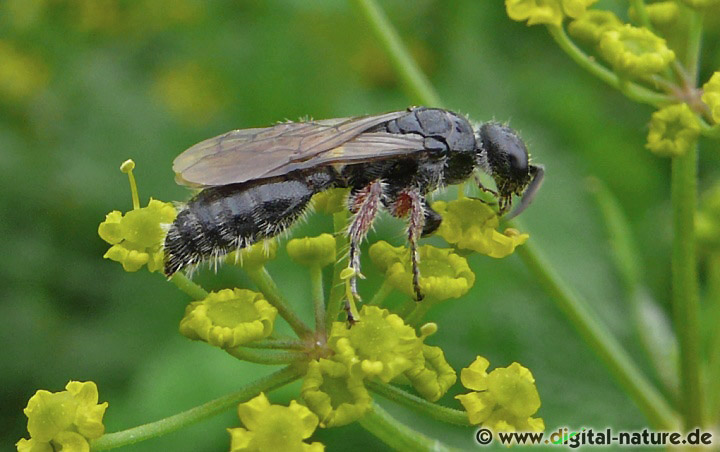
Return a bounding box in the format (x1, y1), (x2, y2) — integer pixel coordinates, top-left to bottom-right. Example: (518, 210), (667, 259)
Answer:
(2, 0), (719, 450)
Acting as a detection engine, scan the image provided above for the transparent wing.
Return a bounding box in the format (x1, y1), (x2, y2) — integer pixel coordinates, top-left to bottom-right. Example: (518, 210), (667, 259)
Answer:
(173, 110), (416, 187)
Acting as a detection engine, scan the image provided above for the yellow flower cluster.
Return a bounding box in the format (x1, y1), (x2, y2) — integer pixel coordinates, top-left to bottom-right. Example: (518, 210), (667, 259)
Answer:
(432, 199), (529, 258)
(599, 25), (675, 79)
(703, 72), (720, 124)
(229, 393), (324, 452)
(646, 103), (700, 158)
(456, 357), (544, 436)
(98, 198), (177, 272)
(505, 0), (597, 27)
(17, 381), (108, 452)
(179, 288), (278, 348)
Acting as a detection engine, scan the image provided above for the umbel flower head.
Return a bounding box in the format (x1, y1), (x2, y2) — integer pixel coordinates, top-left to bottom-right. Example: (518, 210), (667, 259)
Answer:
(431, 199), (529, 258)
(629, 2), (679, 27)
(568, 10), (622, 43)
(599, 25), (675, 79)
(702, 71), (720, 124)
(328, 305), (422, 382)
(456, 357), (544, 435)
(17, 381), (108, 452)
(301, 359), (372, 427)
(229, 393), (324, 451)
(286, 234), (336, 268)
(98, 160), (177, 273)
(369, 241), (475, 301)
(505, 0), (597, 27)
(179, 288), (277, 348)
(646, 103), (700, 158)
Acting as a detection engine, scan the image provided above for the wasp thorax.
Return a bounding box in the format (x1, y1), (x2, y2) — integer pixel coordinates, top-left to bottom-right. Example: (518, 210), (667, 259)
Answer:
(479, 122), (530, 190)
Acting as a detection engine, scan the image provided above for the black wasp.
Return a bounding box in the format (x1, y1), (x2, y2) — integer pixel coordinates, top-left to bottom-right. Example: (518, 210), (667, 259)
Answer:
(164, 107), (544, 318)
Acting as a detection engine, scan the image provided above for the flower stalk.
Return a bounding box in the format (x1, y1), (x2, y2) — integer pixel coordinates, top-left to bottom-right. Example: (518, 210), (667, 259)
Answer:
(90, 366), (301, 450)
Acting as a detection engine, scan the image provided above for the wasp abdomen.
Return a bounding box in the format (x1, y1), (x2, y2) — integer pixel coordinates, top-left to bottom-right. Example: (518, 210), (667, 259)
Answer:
(164, 172), (333, 275)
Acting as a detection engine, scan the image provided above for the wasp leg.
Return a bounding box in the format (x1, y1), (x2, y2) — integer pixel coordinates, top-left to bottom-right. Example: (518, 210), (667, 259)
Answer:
(387, 188), (426, 301)
(474, 174), (499, 197)
(346, 180), (385, 321)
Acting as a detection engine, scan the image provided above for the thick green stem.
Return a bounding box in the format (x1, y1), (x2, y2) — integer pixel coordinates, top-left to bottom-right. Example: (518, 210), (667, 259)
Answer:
(358, 402), (457, 452)
(351, 0), (442, 107)
(326, 210), (350, 327)
(246, 267), (313, 339)
(225, 346), (306, 365)
(90, 366), (300, 450)
(241, 338), (306, 350)
(169, 273), (209, 300)
(707, 254), (720, 423)
(309, 265), (326, 338)
(366, 280), (393, 307)
(368, 381), (469, 426)
(517, 242), (679, 429)
(546, 25), (672, 107)
(671, 144), (703, 428)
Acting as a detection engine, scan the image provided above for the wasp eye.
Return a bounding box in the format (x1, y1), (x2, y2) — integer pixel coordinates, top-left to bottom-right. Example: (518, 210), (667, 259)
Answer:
(480, 123), (529, 181)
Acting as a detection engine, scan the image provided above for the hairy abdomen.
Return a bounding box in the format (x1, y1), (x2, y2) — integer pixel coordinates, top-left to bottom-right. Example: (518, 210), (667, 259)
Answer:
(164, 174), (330, 275)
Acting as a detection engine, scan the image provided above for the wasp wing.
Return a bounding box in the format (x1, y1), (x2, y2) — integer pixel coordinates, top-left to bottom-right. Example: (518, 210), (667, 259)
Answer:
(173, 111), (415, 187)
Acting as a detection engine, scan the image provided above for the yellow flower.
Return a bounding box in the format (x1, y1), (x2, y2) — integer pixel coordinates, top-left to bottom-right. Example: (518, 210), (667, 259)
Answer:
(505, 0), (597, 27)
(226, 240), (278, 271)
(17, 381), (108, 452)
(702, 71), (720, 124)
(99, 199), (177, 272)
(328, 306), (422, 382)
(646, 103), (700, 158)
(432, 199), (529, 258)
(301, 359), (372, 427)
(568, 10), (622, 43)
(229, 393), (324, 451)
(287, 234), (337, 268)
(629, 2), (679, 27)
(456, 357), (544, 434)
(599, 25), (675, 78)
(179, 288), (277, 348)
(369, 241), (475, 301)
(404, 345), (457, 402)
(312, 188), (349, 215)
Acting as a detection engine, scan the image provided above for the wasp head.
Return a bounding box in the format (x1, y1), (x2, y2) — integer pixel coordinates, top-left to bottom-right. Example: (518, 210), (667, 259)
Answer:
(477, 122), (544, 219)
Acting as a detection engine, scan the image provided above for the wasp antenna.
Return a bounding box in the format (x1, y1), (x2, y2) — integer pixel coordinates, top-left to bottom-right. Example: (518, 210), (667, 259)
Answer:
(504, 164), (544, 220)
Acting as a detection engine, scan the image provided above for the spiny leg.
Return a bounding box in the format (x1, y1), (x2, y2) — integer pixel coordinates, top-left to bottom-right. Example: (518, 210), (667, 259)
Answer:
(346, 179), (384, 321)
(389, 188), (427, 301)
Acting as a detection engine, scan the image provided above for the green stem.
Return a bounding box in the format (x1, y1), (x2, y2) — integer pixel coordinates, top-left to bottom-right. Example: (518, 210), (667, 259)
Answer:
(351, 0), (442, 107)
(546, 25), (672, 107)
(699, 120), (720, 139)
(90, 366), (300, 450)
(246, 267), (313, 339)
(241, 338), (306, 350)
(225, 346), (305, 365)
(366, 280), (393, 307)
(671, 144), (703, 428)
(368, 381), (469, 426)
(169, 273), (209, 300)
(405, 299), (432, 326)
(309, 265), (326, 338)
(516, 242), (679, 429)
(326, 211), (350, 327)
(358, 402), (457, 452)
(707, 253), (720, 423)
(355, 0), (679, 429)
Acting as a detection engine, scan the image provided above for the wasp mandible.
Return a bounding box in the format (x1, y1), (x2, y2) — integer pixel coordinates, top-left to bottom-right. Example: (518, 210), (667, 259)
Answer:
(163, 107), (544, 319)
